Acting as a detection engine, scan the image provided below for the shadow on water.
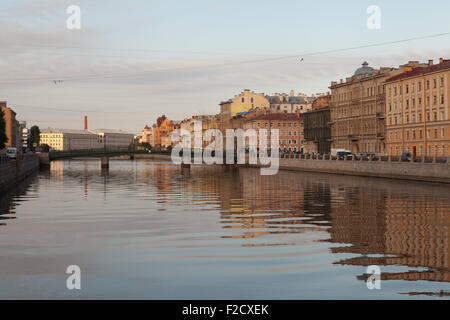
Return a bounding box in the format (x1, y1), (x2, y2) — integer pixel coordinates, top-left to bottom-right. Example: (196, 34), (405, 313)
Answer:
(0, 171), (39, 225)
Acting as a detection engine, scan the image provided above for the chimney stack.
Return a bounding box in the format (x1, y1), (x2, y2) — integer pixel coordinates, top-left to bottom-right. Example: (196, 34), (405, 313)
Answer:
(84, 115), (88, 130)
(440, 57), (444, 64)
(428, 59), (433, 66)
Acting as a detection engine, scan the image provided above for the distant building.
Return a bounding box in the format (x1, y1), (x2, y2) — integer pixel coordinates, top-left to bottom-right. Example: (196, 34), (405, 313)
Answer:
(40, 128), (134, 151)
(88, 129), (135, 149)
(19, 121), (29, 150)
(244, 113), (303, 152)
(140, 125), (153, 145)
(385, 58), (450, 157)
(267, 90), (314, 114)
(40, 129), (101, 151)
(303, 95), (331, 154)
(219, 89), (270, 120)
(329, 62), (408, 154)
(154, 115), (179, 149)
(1, 101), (23, 152)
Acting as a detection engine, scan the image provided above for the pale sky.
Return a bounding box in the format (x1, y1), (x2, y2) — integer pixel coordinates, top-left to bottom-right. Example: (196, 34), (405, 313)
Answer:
(1, 0), (450, 133)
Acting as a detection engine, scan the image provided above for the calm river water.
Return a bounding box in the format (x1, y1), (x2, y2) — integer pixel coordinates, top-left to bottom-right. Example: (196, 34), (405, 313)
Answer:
(0, 159), (449, 299)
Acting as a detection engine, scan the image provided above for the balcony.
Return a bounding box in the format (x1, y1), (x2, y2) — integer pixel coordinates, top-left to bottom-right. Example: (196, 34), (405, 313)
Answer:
(376, 112), (385, 119)
(348, 134), (359, 141)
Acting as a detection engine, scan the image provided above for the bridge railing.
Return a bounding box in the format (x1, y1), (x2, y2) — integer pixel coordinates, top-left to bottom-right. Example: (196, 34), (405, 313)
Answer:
(279, 152), (450, 164)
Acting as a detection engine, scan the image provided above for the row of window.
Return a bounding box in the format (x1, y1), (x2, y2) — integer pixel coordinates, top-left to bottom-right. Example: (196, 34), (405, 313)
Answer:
(256, 122), (299, 128)
(389, 127), (446, 140)
(389, 111), (446, 125)
(334, 86), (384, 102)
(389, 77), (445, 97)
(388, 94), (445, 111)
(280, 139), (299, 145)
(390, 144), (447, 156)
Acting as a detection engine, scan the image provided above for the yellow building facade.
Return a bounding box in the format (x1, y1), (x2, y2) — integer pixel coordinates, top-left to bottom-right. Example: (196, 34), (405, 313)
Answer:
(219, 89), (270, 120)
(385, 58), (450, 157)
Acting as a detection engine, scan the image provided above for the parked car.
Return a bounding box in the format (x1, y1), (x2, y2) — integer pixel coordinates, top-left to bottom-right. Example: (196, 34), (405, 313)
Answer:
(401, 152), (412, 162)
(337, 151), (352, 160)
(6, 147), (17, 159)
(354, 153), (375, 160)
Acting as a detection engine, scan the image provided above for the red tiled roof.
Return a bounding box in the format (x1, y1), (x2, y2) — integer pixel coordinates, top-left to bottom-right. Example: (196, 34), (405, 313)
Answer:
(144, 125), (150, 129)
(386, 59), (450, 83)
(156, 115), (167, 127)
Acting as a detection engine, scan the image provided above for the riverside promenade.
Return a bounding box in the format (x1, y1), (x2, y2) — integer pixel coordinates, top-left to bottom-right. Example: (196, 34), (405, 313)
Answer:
(0, 154), (40, 192)
(273, 154), (450, 184)
(136, 152), (450, 184)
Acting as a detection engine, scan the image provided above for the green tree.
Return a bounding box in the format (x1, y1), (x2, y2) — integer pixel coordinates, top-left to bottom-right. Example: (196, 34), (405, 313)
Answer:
(27, 125), (40, 151)
(40, 143), (50, 152)
(0, 109), (8, 150)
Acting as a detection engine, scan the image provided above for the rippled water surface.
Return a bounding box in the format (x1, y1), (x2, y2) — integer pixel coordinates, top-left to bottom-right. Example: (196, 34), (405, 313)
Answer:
(0, 159), (449, 299)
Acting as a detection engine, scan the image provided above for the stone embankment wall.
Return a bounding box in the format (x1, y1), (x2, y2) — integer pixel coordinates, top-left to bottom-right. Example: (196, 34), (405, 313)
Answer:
(272, 157), (450, 184)
(0, 154), (40, 192)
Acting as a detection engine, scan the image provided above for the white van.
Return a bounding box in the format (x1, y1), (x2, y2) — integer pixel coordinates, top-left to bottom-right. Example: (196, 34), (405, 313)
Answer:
(6, 147), (17, 159)
(331, 148), (351, 157)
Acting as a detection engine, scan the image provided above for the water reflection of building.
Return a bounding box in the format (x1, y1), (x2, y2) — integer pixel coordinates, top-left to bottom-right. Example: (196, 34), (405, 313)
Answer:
(9, 159), (448, 287)
(382, 190), (450, 282)
(326, 178), (450, 283)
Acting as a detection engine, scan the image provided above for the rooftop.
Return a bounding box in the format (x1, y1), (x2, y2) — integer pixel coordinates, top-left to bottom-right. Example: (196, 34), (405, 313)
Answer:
(386, 58), (450, 82)
(353, 61), (374, 77)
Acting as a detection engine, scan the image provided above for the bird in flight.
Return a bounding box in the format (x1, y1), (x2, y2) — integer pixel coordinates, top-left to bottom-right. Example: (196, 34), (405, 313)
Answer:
(53, 80), (64, 84)
(300, 58), (304, 62)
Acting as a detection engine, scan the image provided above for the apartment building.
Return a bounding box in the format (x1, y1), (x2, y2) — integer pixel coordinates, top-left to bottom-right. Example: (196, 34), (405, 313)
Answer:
(385, 58), (450, 157)
(329, 62), (404, 155)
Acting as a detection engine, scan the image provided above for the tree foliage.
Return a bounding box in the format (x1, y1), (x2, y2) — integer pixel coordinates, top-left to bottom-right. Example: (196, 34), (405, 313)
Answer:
(0, 109), (8, 150)
(27, 125), (40, 151)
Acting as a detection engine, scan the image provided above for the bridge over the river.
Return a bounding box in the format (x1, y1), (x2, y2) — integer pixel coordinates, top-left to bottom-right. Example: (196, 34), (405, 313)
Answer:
(39, 148), (148, 168)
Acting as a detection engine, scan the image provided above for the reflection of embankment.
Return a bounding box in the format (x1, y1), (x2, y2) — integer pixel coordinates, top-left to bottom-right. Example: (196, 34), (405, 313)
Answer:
(0, 172), (38, 225)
